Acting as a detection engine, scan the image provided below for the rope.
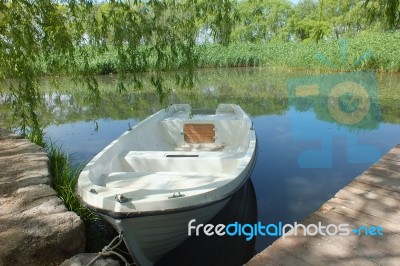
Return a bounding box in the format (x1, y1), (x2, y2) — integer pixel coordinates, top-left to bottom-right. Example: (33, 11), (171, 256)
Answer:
(86, 232), (133, 266)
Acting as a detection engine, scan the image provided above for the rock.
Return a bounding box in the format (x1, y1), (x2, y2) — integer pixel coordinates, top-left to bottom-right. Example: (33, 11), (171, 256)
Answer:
(0, 129), (85, 266)
(60, 253), (120, 266)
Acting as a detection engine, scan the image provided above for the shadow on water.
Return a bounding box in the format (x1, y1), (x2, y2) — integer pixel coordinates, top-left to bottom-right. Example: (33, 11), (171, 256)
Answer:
(155, 179), (258, 266)
(86, 179), (257, 266)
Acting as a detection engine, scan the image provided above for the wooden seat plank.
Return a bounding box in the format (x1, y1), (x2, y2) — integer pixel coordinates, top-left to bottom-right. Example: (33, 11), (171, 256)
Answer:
(184, 123), (215, 143)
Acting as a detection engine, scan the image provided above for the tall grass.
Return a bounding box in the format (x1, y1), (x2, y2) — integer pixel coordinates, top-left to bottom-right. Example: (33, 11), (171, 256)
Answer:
(25, 128), (98, 222)
(195, 32), (400, 72)
(47, 142), (98, 222)
(33, 32), (400, 75)
(27, 127), (46, 148)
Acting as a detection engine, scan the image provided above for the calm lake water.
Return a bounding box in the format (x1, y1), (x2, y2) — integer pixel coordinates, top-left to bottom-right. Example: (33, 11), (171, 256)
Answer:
(1, 68), (400, 257)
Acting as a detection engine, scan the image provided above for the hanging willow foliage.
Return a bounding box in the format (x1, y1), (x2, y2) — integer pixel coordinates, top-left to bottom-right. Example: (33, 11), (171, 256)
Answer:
(0, 0), (237, 134)
(364, 0), (400, 30)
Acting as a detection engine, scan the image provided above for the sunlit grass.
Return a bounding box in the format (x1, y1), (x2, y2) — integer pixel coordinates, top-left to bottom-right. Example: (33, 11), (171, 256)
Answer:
(47, 142), (99, 222)
(27, 127), (46, 148)
(24, 128), (98, 222)
(32, 32), (400, 75)
(195, 32), (400, 72)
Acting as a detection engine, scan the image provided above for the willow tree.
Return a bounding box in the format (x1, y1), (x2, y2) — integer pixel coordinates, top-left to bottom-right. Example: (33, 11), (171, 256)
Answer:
(232, 0), (293, 43)
(0, 0), (236, 139)
(365, 0), (400, 30)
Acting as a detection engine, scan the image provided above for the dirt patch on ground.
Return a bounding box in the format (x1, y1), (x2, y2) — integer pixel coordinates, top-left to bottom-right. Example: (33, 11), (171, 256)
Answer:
(0, 129), (85, 266)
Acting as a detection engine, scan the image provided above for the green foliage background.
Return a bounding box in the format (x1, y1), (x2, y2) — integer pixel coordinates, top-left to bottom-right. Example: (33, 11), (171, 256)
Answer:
(0, 0), (399, 135)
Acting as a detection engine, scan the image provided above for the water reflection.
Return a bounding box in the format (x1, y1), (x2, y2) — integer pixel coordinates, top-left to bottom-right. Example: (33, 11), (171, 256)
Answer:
(251, 111), (400, 251)
(1, 68), (400, 256)
(287, 72), (381, 131)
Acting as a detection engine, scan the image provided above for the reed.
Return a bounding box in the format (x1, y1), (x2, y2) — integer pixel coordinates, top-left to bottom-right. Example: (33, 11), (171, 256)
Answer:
(24, 128), (98, 222)
(27, 127), (46, 149)
(195, 32), (400, 72)
(47, 142), (98, 222)
(33, 32), (399, 75)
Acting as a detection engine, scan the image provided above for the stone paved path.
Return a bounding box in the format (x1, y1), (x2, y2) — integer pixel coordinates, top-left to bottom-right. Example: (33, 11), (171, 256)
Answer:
(0, 129), (85, 266)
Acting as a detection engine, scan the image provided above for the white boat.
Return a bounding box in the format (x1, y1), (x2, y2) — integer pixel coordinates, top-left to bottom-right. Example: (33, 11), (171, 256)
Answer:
(77, 104), (257, 265)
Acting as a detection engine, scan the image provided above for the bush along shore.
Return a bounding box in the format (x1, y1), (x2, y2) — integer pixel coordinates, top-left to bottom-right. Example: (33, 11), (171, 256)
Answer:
(37, 32), (399, 75)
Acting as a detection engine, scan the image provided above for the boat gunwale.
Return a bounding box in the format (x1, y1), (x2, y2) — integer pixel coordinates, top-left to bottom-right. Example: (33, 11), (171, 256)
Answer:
(76, 137), (258, 219)
(76, 104), (258, 219)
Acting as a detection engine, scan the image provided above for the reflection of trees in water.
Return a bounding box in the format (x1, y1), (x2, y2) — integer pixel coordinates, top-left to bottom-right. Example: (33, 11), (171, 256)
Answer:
(285, 72), (400, 132)
(1, 69), (399, 130)
(380, 105), (400, 124)
(1, 90), (289, 129)
(290, 95), (381, 132)
(1, 69), (291, 128)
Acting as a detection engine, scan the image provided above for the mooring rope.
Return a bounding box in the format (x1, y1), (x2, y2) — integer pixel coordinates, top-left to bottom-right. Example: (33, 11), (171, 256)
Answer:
(86, 232), (132, 266)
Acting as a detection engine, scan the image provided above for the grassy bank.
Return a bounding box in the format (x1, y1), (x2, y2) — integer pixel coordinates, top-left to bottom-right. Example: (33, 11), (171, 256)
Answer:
(80, 32), (400, 74)
(26, 130), (128, 254)
(27, 131), (98, 223)
(47, 143), (98, 222)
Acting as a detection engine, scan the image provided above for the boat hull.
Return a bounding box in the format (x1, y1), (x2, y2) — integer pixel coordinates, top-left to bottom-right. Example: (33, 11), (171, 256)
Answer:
(95, 138), (257, 265)
(77, 104), (258, 265)
(101, 199), (229, 266)
(156, 179), (257, 266)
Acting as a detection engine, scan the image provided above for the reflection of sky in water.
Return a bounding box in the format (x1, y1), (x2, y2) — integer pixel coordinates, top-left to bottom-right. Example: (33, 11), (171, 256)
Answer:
(45, 119), (137, 165)
(43, 106), (400, 253)
(251, 108), (399, 252)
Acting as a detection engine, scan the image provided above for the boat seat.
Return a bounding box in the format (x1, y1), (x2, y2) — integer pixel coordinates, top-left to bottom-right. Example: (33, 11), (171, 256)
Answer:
(183, 123), (215, 143)
(101, 171), (234, 191)
(124, 150), (239, 159)
(160, 118), (244, 148)
(122, 151), (240, 173)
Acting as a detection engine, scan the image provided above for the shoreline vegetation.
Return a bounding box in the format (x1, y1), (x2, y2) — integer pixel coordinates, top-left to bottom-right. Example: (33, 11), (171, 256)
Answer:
(23, 131), (106, 252)
(196, 33), (400, 72)
(32, 32), (400, 76)
(47, 142), (99, 222)
(27, 132), (98, 223)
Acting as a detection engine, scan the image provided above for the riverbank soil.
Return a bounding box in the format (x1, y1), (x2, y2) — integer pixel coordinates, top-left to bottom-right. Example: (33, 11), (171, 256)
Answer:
(0, 129), (85, 266)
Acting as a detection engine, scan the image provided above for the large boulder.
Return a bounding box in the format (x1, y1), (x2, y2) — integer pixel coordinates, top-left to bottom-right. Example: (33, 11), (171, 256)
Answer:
(0, 129), (85, 265)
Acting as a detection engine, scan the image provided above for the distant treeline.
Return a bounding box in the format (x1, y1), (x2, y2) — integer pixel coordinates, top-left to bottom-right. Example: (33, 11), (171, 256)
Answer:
(30, 0), (399, 74)
(33, 32), (400, 74)
(4, 0), (400, 78)
(227, 0), (398, 43)
(84, 0), (399, 44)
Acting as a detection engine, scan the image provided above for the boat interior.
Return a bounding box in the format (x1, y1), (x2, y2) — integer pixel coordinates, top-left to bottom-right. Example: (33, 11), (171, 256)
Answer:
(85, 104), (254, 197)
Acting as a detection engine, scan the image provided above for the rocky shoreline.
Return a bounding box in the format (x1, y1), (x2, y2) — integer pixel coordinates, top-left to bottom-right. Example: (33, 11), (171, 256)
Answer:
(0, 129), (85, 265)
